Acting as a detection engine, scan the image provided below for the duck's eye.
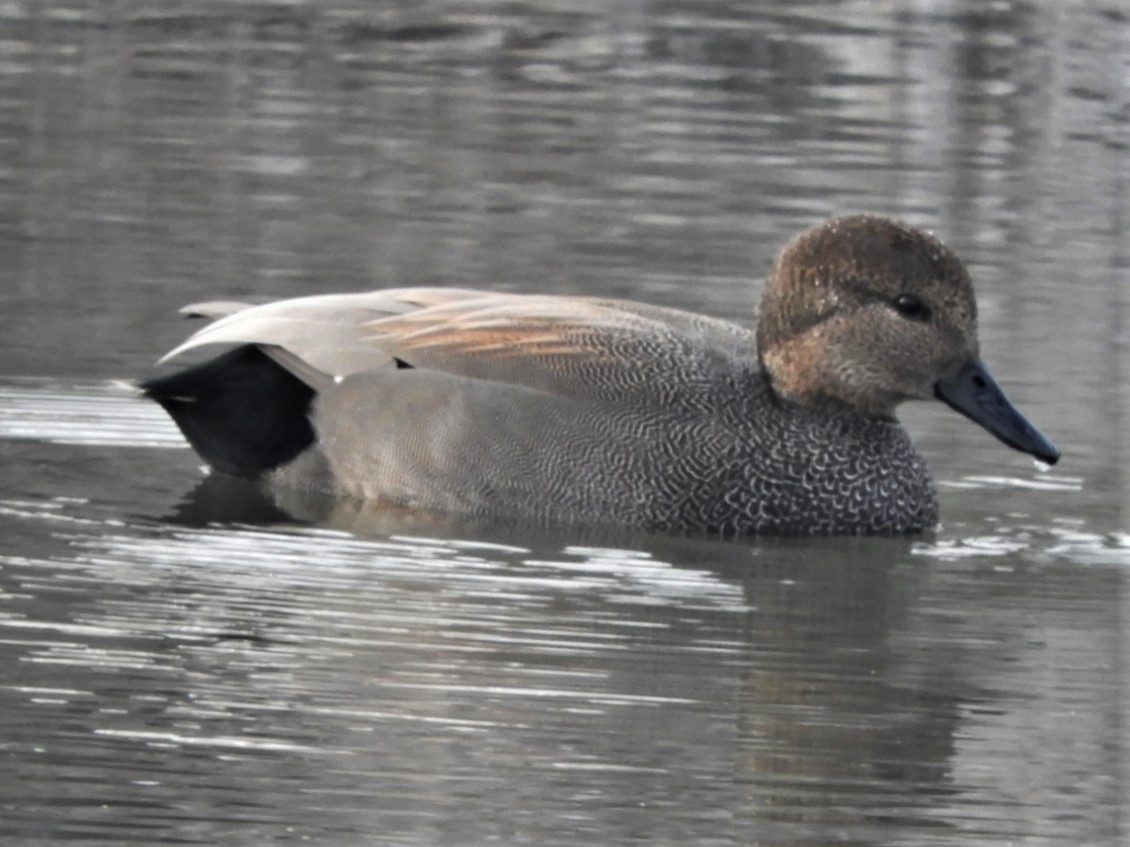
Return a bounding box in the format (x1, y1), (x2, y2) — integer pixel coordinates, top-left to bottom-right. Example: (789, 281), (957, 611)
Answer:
(893, 293), (930, 321)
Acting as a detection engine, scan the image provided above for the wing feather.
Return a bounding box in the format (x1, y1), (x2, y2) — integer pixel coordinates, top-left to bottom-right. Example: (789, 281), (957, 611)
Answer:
(156, 287), (755, 408)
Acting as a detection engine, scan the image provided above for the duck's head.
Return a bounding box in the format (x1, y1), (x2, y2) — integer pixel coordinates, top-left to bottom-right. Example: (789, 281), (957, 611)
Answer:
(757, 215), (1059, 465)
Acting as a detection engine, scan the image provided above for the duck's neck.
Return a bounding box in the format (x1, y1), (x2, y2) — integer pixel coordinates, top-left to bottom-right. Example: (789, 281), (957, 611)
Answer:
(758, 357), (899, 423)
(758, 343), (901, 422)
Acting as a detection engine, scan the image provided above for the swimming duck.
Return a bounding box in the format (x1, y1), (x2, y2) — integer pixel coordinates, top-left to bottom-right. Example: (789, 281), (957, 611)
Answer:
(143, 214), (1059, 535)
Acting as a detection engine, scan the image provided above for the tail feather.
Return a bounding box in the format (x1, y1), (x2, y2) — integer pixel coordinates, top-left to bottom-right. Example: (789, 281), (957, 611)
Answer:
(142, 345), (316, 479)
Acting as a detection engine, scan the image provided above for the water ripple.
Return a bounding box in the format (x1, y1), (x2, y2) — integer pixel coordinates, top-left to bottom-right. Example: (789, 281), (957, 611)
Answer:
(0, 379), (183, 448)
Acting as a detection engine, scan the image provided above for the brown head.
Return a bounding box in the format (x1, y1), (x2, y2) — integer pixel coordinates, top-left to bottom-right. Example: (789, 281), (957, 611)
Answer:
(757, 215), (978, 418)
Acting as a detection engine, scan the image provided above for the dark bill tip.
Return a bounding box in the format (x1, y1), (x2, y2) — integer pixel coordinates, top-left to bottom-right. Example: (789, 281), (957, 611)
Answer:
(934, 360), (1060, 465)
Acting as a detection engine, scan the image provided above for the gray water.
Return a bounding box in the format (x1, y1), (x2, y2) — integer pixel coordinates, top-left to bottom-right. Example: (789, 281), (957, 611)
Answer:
(1, 2), (1127, 845)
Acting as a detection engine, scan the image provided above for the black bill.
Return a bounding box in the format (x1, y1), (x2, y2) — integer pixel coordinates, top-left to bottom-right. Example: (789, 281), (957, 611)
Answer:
(934, 359), (1060, 465)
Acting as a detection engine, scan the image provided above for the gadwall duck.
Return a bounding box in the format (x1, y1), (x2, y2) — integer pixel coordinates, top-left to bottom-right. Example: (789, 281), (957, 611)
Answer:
(143, 215), (1059, 535)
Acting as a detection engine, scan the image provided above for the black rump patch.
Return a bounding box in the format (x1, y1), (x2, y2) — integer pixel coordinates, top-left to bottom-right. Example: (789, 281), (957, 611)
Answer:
(141, 346), (316, 479)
